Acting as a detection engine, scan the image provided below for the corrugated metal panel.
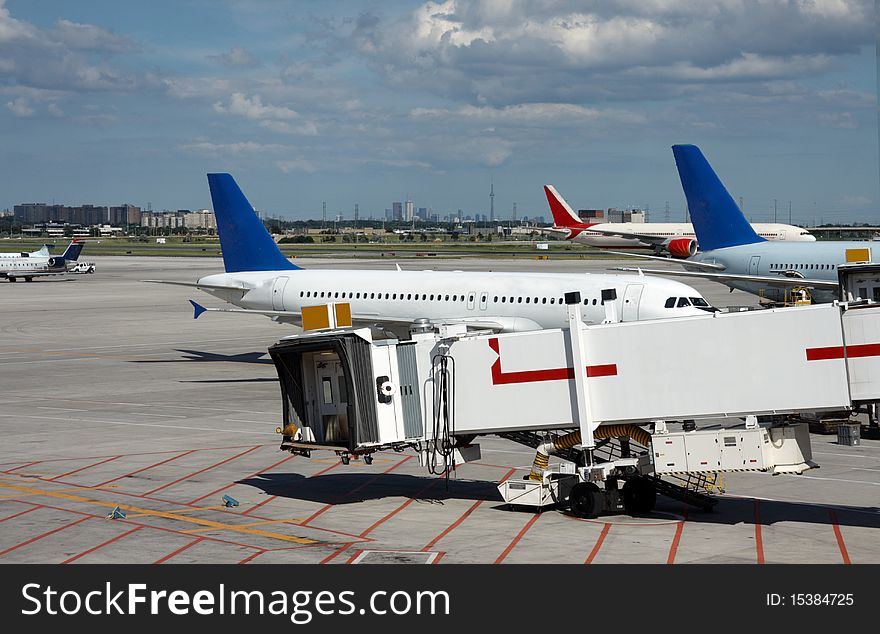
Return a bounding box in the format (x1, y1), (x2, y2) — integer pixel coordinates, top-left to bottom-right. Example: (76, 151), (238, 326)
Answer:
(342, 336), (379, 444)
(397, 342), (423, 438)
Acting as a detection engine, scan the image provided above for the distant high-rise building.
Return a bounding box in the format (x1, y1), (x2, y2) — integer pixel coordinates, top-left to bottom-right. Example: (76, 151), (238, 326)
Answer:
(392, 202), (403, 221)
(405, 200), (414, 222)
(417, 207), (428, 220)
(109, 204), (142, 226)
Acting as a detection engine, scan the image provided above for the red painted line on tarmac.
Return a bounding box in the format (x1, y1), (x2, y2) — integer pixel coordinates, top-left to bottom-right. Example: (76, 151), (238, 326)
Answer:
(667, 522), (684, 564)
(753, 500), (764, 565)
(62, 526), (143, 564)
(0, 516), (90, 557)
(422, 467), (517, 552)
(143, 445), (261, 496)
(191, 453), (297, 506)
(495, 513), (541, 564)
(239, 549), (266, 565)
(345, 549), (364, 564)
(320, 542), (355, 565)
(49, 455), (123, 481)
(96, 450), (197, 487)
(0, 505), (41, 524)
(359, 478), (440, 538)
(154, 538), (204, 564)
(3, 460), (42, 474)
(829, 510), (851, 564)
(299, 456), (413, 528)
(432, 552), (446, 564)
(585, 523), (611, 564)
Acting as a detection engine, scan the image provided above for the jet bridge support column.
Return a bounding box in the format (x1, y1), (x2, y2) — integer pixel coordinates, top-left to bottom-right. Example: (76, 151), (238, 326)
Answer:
(565, 291), (595, 464)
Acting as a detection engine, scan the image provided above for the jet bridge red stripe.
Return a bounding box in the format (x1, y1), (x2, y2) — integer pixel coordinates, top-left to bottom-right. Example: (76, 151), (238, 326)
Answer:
(488, 337), (616, 385)
(806, 343), (880, 361)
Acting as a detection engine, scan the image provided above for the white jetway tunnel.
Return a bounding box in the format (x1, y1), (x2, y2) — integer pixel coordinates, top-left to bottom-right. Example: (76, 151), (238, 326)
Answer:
(268, 298), (880, 516)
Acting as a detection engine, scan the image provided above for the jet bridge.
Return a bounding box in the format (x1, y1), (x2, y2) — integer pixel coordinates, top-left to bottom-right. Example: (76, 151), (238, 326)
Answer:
(268, 296), (880, 517)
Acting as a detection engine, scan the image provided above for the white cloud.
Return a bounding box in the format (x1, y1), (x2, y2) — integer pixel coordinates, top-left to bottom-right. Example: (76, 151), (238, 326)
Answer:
(276, 159), (317, 173)
(51, 19), (135, 53)
(6, 96), (33, 117)
(214, 93), (300, 120)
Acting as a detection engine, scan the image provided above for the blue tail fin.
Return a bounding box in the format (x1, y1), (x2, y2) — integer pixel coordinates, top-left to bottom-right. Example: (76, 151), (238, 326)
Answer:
(61, 240), (83, 261)
(671, 145), (765, 251)
(207, 173), (300, 273)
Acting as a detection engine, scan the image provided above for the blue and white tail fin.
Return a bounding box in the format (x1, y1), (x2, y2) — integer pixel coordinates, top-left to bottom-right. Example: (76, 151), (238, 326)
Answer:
(61, 240), (83, 261)
(207, 173), (300, 273)
(671, 145), (765, 251)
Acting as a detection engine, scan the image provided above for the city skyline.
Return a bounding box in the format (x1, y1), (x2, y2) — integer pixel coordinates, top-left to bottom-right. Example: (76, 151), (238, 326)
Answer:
(0, 1), (878, 224)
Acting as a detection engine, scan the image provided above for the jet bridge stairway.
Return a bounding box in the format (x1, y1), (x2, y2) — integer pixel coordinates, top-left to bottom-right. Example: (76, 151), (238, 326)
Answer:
(497, 430), (719, 512)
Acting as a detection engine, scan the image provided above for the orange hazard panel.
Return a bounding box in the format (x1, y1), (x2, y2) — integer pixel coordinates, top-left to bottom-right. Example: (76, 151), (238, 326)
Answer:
(334, 303), (352, 327)
(846, 248), (871, 263)
(302, 305), (330, 331)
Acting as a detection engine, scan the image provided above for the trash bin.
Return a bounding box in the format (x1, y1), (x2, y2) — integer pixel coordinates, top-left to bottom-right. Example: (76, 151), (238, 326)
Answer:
(837, 423), (861, 446)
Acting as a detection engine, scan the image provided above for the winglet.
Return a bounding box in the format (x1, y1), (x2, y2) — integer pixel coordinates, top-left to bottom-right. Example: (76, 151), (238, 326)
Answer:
(189, 299), (207, 319)
(544, 185), (587, 229)
(671, 145), (765, 251)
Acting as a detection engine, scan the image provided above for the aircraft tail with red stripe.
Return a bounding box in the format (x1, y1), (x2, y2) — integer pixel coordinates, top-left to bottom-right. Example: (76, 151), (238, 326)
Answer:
(543, 185), (591, 232)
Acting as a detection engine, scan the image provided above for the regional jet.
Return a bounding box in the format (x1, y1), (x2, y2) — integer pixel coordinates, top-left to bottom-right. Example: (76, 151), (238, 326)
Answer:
(0, 240), (84, 282)
(613, 144), (876, 304)
(544, 185), (814, 258)
(0, 244), (51, 258)
(147, 174), (716, 333)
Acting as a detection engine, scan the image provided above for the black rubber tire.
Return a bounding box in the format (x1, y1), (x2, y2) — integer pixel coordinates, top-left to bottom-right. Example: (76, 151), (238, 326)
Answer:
(25, 277), (33, 282)
(364, 454), (373, 465)
(623, 478), (657, 515)
(569, 482), (602, 519)
(8, 277), (15, 283)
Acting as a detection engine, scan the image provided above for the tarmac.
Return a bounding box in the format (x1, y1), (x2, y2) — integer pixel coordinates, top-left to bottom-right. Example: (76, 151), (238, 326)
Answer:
(0, 255), (877, 564)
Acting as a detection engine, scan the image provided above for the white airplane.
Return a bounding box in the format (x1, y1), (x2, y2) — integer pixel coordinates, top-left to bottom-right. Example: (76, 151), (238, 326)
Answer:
(0, 241), (84, 282)
(0, 244), (51, 258)
(544, 185), (815, 258)
(147, 174), (717, 333)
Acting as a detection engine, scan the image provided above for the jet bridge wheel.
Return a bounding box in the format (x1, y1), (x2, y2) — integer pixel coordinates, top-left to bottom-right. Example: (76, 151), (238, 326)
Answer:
(569, 482), (603, 519)
(622, 477), (656, 516)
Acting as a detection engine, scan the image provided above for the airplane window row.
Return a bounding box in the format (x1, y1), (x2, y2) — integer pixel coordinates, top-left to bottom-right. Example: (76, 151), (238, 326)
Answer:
(298, 290), (600, 306)
(769, 263), (835, 271)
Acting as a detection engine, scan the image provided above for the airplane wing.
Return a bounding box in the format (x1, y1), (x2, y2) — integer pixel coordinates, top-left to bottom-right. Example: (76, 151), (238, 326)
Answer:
(603, 251), (726, 270)
(582, 226), (667, 247)
(610, 267), (839, 290)
(187, 300), (516, 332)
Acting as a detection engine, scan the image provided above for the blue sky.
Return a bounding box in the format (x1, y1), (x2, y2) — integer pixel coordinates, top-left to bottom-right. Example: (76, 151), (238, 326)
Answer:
(0, 0), (877, 224)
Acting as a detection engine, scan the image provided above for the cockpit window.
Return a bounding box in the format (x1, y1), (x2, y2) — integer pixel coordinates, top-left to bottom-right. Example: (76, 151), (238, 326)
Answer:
(690, 297), (709, 307)
(677, 297), (691, 307)
(664, 297), (676, 308)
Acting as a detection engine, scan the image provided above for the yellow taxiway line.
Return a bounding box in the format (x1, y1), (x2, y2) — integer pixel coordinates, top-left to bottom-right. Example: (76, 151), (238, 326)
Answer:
(0, 482), (316, 546)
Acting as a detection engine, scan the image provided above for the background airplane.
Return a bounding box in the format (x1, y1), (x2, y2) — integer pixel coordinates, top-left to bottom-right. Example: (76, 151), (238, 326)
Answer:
(544, 184), (815, 258)
(0, 244), (51, 259)
(0, 240), (84, 282)
(613, 144), (878, 304)
(147, 174), (717, 334)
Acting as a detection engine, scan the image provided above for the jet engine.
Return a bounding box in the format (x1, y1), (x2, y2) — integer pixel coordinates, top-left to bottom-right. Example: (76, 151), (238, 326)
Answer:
(665, 238), (697, 259)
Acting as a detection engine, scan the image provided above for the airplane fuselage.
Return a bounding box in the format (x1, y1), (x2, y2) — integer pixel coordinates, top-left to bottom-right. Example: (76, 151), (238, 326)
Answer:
(690, 241), (880, 303)
(565, 222), (815, 249)
(196, 268), (714, 330)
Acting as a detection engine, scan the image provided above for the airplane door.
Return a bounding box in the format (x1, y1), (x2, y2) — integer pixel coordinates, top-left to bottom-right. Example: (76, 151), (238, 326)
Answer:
(479, 291), (488, 310)
(272, 276), (289, 310)
(749, 256), (761, 276)
(315, 360), (349, 444)
(467, 292), (476, 310)
(622, 284), (644, 322)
